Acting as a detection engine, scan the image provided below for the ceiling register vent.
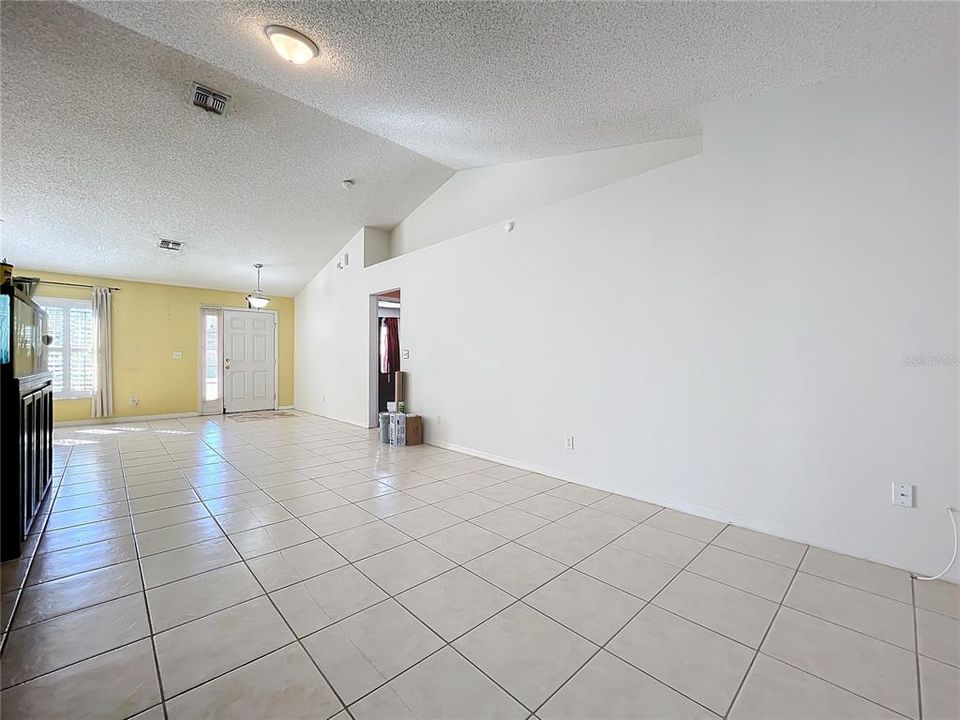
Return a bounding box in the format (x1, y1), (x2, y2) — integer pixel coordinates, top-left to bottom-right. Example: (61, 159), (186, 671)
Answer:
(158, 239), (184, 252)
(192, 83), (230, 115)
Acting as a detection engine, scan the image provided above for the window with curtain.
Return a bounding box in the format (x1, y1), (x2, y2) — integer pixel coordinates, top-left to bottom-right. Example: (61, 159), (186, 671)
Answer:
(36, 297), (95, 397)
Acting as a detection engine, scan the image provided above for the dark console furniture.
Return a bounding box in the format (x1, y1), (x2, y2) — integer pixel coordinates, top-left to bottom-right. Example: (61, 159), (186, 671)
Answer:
(1, 277), (54, 561)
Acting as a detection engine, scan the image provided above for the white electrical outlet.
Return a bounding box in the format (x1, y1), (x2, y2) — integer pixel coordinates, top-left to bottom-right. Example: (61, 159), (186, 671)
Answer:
(172, 351), (182, 359)
(435, 414), (442, 425)
(129, 397), (139, 406)
(564, 436), (575, 450)
(892, 483), (915, 507)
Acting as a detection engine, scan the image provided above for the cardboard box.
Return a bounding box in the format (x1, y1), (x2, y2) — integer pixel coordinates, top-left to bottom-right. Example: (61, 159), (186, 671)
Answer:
(388, 413), (405, 446)
(388, 413), (422, 446)
(404, 415), (423, 446)
(395, 371), (405, 403)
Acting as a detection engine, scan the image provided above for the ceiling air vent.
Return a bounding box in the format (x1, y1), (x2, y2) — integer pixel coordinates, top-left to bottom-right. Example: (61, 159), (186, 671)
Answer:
(192, 83), (230, 115)
(158, 239), (184, 252)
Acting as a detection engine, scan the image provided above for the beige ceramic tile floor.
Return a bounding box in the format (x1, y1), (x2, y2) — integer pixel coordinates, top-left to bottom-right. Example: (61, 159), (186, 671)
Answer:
(0, 411), (957, 719)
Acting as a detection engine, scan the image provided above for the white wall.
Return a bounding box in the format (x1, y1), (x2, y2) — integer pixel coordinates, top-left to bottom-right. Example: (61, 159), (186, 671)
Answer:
(296, 62), (959, 580)
(391, 136), (702, 257)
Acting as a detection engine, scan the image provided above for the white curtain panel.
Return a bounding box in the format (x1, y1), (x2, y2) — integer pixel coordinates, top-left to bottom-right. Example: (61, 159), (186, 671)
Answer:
(91, 287), (113, 417)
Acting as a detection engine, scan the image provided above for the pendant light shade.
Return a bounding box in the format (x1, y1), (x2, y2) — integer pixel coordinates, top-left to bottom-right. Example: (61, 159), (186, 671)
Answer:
(246, 263), (271, 309)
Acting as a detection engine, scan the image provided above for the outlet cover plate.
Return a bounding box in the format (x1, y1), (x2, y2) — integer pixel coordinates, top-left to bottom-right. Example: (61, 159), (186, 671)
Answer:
(892, 483), (915, 508)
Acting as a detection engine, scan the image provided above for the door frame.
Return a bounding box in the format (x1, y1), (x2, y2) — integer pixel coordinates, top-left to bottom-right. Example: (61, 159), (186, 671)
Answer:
(198, 305), (279, 415)
(369, 289), (400, 428)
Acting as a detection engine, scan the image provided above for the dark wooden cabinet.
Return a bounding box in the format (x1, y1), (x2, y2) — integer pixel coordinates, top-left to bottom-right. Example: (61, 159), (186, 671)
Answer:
(1, 279), (55, 561)
(1, 374), (54, 561)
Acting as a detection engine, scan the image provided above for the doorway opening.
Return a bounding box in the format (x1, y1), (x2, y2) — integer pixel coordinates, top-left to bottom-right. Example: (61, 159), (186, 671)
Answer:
(199, 306), (278, 415)
(369, 289), (400, 427)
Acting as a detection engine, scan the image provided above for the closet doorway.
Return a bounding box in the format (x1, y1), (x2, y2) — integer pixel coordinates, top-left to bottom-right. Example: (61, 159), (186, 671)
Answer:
(369, 289), (401, 427)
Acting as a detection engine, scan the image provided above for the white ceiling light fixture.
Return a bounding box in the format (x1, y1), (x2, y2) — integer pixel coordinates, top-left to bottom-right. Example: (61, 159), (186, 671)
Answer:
(265, 25), (318, 65)
(246, 263), (271, 309)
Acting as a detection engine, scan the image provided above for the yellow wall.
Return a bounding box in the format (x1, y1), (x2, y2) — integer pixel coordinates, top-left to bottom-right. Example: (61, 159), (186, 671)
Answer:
(19, 269), (295, 423)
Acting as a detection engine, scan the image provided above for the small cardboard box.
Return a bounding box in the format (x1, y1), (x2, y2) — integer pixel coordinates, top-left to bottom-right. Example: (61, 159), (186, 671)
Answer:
(388, 413), (405, 446)
(404, 415), (423, 446)
(388, 413), (422, 446)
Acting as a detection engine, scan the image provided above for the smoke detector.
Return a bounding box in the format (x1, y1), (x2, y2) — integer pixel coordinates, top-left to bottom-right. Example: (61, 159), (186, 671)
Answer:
(158, 238), (184, 252)
(192, 83), (230, 115)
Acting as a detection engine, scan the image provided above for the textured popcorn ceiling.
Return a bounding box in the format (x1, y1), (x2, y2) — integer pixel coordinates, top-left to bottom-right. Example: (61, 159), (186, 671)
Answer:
(1, 2), (451, 294)
(80, 0), (957, 169)
(2, 1), (956, 293)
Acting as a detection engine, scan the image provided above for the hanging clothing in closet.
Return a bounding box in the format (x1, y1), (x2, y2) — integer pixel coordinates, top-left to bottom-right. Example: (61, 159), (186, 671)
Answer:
(380, 317), (400, 374)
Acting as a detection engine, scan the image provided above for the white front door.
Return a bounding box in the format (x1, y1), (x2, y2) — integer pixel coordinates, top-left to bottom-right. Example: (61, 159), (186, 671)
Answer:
(223, 309), (276, 413)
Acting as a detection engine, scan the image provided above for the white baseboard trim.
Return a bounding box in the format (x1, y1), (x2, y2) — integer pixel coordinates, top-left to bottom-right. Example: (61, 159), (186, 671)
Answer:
(56, 411), (200, 427)
(292, 407), (372, 430)
(429, 438), (950, 581)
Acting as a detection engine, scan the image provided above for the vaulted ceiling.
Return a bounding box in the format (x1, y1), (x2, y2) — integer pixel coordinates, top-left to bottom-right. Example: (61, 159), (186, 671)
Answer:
(1, 1), (955, 293)
(79, 0), (957, 169)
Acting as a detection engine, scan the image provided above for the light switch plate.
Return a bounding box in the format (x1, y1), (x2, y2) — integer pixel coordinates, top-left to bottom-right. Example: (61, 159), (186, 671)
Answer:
(402, 349), (410, 359)
(172, 351), (182, 359)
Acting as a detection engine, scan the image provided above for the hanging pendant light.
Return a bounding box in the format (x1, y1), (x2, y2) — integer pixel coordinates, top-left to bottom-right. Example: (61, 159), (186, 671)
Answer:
(246, 263), (271, 309)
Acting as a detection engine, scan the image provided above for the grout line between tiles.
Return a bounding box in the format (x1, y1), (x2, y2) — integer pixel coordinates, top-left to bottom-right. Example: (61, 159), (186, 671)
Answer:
(796, 566), (917, 607)
(752, 648), (918, 720)
(1, 636), (154, 692)
(723, 545), (810, 717)
(912, 578), (924, 720)
(123, 454), (171, 720)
